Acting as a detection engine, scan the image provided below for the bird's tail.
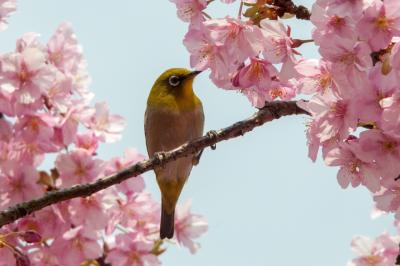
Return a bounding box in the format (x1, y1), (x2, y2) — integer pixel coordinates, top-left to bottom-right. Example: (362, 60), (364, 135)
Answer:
(160, 205), (175, 239)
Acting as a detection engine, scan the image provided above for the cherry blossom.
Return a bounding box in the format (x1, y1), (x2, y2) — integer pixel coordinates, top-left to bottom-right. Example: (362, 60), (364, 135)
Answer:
(0, 0), (16, 31)
(105, 233), (160, 266)
(51, 226), (102, 266)
(0, 8), (208, 266)
(55, 148), (105, 187)
(356, 0), (400, 51)
(170, 0), (207, 24)
(348, 234), (399, 266)
(80, 102), (125, 143)
(174, 200), (208, 254)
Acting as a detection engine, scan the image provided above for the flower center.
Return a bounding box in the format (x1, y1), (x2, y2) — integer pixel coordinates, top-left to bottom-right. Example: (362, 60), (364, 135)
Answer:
(339, 53), (356, 65)
(375, 16), (390, 30)
(330, 100), (347, 118)
(364, 255), (382, 265)
(382, 140), (397, 152)
(329, 15), (345, 29)
(269, 88), (285, 99)
(318, 74), (332, 91)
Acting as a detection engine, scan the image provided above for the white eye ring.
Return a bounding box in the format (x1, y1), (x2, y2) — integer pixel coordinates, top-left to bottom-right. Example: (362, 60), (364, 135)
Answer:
(168, 75), (181, 87)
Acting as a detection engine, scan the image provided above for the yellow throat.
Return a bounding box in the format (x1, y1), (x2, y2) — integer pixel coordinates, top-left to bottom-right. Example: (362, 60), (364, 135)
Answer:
(147, 68), (202, 112)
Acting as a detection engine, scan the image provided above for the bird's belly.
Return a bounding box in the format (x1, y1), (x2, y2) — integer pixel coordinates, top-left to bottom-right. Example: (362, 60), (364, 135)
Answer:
(144, 106), (204, 156)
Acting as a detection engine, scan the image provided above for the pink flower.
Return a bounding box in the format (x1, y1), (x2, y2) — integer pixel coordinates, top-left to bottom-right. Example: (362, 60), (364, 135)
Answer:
(374, 186), (400, 220)
(169, 0), (207, 24)
(311, 3), (355, 45)
(13, 114), (56, 144)
(0, 242), (17, 266)
(55, 148), (105, 187)
(318, 37), (372, 88)
(5, 138), (47, 166)
(324, 140), (381, 192)
(356, 0), (400, 51)
(0, 116), (12, 141)
(380, 91), (400, 139)
(29, 248), (60, 266)
(68, 192), (110, 230)
(174, 200), (208, 254)
(0, 90), (13, 115)
(80, 102), (125, 143)
(318, 0), (367, 19)
(232, 57), (278, 90)
(294, 59), (336, 94)
(353, 65), (397, 125)
(303, 118), (322, 162)
(298, 90), (358, 142)
(106, 192), (159, 237)
(241, 86), (268, 108)
(105, 233), (160, 266)
(357, 130), (400, 182)
(183, 27), (235, 88)
(183, 27), (221, 71)
(0, 0), (16, 31)
(74, 132), (99, 155)
(0, 165), (43, 209)
(204, 17), (264, 62)
(105, 148), (146, 196)
(17, 205), (70, 240)
(47, 22), (84, 75)
(260, 20), (296, 64)
(51, 226), (102, 266)
(266, 80), (296, 101)
(53, 106), (81, 146)
(16, 32), (44, 53)
(44, 73), (73, 113)
(0, 48), (56, 115)
(184, 18), (266, 90)
(348, 233), (399, 266)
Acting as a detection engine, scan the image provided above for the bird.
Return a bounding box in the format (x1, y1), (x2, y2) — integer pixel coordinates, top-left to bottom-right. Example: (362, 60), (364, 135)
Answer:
(144, 68), (204, 239)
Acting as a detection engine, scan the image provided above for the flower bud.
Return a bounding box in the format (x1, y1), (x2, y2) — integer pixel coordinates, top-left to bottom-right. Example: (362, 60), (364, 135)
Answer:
(20, 230), (41, 243)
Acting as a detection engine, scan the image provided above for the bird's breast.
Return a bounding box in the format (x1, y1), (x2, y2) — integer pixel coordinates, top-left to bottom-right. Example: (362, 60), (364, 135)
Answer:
(144, 103), (204, 157)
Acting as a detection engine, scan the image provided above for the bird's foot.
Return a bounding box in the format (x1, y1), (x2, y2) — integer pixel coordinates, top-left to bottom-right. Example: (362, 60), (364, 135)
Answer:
(192, 149), (204, 166)
(153, 151), (167, 168)
(206, 130), (218, 150)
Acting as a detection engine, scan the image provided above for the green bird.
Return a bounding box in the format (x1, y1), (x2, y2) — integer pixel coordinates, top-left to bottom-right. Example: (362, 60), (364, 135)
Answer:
(144, 68), (204, 239)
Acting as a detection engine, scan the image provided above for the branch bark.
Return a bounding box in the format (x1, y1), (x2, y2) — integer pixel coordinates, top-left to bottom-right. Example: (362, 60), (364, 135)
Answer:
(273, 0), (311, 20)
(0, 100), (309, 228)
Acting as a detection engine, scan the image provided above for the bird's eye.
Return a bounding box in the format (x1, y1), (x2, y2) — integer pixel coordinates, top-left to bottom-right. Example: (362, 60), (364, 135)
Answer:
(168, 75), (181, 87)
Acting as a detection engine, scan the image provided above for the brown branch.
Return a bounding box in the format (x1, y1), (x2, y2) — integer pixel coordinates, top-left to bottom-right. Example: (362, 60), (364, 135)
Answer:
(0, 100), (309, 228)
(273, 0), (311, 20)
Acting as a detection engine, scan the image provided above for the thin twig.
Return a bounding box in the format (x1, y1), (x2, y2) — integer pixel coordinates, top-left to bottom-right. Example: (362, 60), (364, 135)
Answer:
(238, 0), (244, 20)
(0, 101), (309, 228)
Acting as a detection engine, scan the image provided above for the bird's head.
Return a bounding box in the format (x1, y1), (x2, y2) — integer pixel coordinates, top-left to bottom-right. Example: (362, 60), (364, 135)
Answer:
(151, 68), (202, 97)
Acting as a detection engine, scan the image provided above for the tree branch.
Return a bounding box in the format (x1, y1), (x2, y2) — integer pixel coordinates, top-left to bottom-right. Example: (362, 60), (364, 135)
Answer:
(0, 100), (309, 228)
(273, 0), (311, 20)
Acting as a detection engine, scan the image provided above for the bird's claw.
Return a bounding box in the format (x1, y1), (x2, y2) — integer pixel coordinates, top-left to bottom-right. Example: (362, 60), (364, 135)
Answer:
(192, 149), (203, 166)
(206, 130), (218, 150)
(153, 152), (167, 168)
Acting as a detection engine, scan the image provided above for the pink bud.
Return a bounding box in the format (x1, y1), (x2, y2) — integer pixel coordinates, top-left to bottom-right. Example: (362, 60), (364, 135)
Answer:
(20, 230), (41, 243)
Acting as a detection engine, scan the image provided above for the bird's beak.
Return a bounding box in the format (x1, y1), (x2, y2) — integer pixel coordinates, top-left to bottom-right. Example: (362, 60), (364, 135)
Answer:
(187, 70), (202, 78)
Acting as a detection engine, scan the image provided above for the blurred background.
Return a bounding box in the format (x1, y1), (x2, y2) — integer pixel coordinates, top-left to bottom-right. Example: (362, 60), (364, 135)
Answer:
(0, 1), (395, 265)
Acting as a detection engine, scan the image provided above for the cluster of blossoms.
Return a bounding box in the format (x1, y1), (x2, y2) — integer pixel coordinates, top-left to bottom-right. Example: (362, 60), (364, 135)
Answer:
(171, 0), (299, 107)
(172, 0), (400, 264)
(0, 1), (207, 265)
(347, 233), (399, 266)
